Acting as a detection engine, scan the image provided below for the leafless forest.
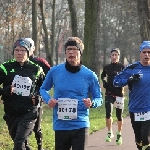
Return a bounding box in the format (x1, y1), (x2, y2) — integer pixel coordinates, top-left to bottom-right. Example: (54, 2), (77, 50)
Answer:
(0, 0), (149, 78)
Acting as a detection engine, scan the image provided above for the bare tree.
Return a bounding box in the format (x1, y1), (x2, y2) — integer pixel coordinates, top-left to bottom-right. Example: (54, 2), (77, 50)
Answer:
(39, 0), (52, 65)
(50, 0), (56, 66)
(100, 0), (140, 66)
(137, 0), (150, 41)
(67, 0), (78, 36)
(83, 0), (101, 78)
(32, 0), (38, 55)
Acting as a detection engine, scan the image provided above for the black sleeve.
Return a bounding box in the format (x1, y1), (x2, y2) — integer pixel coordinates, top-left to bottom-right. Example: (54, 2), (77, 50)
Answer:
(0, 88), (3, 96)
(30, 72), (45, 96)
(38, 72), (45, 87)
(101, 66), (106, 81)
(0, 67), (6, 85)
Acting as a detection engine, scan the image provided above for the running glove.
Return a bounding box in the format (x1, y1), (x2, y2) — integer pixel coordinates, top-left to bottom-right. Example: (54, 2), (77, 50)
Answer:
(127, 74), (140, 83)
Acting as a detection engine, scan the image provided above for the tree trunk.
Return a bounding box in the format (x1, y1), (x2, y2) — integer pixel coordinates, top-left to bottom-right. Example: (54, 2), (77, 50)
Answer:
(137, 0), (150, 41)
(50, 0), (56, 66)
(83, 0), (101, 78)
(39, 0), (53, 66)
(32, 0), (38, 55)
(67, 0), (78, 36)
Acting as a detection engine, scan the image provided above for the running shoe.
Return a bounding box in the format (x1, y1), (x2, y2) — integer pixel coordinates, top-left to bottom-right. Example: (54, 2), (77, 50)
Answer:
(105, 131), (114, 142)
(116, 131), (122, 145)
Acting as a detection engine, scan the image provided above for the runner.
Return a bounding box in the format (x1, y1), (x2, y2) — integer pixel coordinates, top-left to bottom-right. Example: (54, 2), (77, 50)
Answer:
(40, 37), (103, 150)
(114, 41), (150, 150)
(101, 48), (124, 145)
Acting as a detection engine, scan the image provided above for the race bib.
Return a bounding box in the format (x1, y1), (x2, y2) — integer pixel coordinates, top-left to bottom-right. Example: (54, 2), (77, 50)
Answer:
(114, 96), (124, 109)
(134, 111), (150, 121)
(12, 75), (32, 96)
(57, 98), (78, 120)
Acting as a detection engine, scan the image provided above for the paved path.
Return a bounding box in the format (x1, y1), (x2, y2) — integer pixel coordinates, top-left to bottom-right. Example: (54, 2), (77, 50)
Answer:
(87, 116), (137, 150)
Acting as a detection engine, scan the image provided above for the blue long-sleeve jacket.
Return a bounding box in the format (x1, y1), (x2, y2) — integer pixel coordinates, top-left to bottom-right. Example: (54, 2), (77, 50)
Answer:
(113, 61), (150, 113)
(40, 63), (103, 131)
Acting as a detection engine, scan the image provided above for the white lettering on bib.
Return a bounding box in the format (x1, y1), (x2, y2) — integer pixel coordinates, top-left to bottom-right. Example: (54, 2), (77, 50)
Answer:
(114, 96), (124, 109)
(134, 111), (150, 121)
(57, 98), (78, 120)
(12, 75), (32, 96)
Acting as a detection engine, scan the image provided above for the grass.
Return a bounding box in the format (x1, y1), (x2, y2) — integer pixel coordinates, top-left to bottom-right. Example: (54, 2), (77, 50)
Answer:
(0, 88), (129, 150)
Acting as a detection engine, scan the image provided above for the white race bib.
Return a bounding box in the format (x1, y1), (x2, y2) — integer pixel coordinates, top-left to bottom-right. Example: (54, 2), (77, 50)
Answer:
(12, 75), (32, 96)
(114, 96), (124, 109)
(57, 98), (78, 120)
(134, 111), (150, 121)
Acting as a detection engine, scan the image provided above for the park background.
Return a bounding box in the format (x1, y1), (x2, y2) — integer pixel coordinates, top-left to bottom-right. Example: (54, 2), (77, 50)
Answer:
(0, 0), (149, 79)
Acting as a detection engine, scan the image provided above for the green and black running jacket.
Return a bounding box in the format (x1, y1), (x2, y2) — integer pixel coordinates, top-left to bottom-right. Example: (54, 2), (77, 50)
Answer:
(0, 59), (45, 116)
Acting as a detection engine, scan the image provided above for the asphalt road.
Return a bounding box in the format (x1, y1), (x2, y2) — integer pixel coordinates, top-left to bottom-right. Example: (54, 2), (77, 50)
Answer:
(87, 116), (137, 150)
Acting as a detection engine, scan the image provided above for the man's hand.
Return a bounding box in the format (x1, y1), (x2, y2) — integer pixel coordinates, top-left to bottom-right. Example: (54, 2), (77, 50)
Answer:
(83, 98), (92, 108)
(48, 98), (57, 108)
(127, 74), (140, 83)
